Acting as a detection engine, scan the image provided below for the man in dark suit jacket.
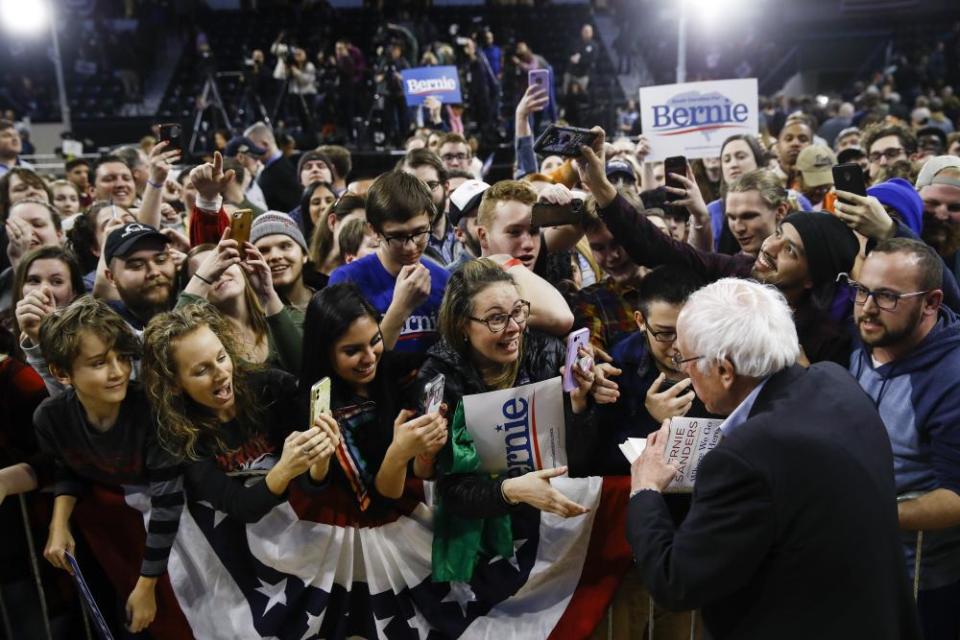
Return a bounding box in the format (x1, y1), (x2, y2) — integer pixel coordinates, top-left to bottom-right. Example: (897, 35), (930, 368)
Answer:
(243, 122), (301, 213)
(627, 277), (920, 639)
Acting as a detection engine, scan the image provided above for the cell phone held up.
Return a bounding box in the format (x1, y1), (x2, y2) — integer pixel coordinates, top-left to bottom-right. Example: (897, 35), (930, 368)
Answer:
(533, 124), (599, 158)
(562, 328), (592, 393)
(832, 163), (867, 198)
(310, 377), (331, 425)
(528, 69), (550, 103)
(157, 122), (182, 152)
(421, 374), (445, 416)
(664, 155), (687, 202)
(230, 209), (253, 246)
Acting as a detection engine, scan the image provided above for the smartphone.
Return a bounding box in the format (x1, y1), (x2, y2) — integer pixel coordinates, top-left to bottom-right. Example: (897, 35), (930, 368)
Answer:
(421, 374), (445, 415)
(531, 199), (584, 228)
(157, 123), (182, 152)
(664, 156), (687, 202)
(310, 377), (331, 424)
(533, 124), (599, 158)
(563, 328), (591, 392)
(528, 69), (550, 101)
(832, 163), (867, 198)
(230, 209), (253, 245)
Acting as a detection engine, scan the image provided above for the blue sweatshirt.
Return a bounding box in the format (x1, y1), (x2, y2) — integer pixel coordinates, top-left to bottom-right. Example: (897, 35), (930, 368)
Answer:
(849, 306), (960, 589)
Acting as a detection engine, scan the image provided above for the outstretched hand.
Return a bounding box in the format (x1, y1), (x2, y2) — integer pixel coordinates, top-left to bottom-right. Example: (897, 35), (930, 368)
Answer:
(189, 151), (236, 202)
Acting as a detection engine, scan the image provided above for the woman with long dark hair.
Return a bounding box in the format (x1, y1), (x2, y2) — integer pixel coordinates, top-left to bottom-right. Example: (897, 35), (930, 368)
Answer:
(299, 283), (445, 507)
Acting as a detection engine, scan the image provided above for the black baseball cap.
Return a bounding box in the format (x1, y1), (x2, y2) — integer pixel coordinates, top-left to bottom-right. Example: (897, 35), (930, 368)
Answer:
(224, 135), (267, 158)
(836, 147), (866, 165)
(105, 223), (170, 263)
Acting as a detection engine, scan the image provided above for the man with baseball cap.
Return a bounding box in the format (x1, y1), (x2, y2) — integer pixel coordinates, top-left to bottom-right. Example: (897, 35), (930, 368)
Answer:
(580, 126), (857, 364)
(446, 179), (490, 272)
(103, 222), (176, 330)
(795, 144), (837, 210)
(917, 155), (960, 282)
(606, 159), (640, 201)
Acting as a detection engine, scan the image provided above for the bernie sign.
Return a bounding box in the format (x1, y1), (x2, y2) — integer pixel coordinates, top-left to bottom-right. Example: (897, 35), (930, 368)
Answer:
(401, 66), (463, 106)
(639, 78), (758, 161)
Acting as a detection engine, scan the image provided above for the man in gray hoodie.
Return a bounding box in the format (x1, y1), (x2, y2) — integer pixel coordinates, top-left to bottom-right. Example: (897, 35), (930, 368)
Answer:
(847, 238), (960, 640)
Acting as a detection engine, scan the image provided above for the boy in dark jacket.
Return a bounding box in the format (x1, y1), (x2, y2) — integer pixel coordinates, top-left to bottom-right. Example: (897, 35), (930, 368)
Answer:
(34, 296), (183, 634)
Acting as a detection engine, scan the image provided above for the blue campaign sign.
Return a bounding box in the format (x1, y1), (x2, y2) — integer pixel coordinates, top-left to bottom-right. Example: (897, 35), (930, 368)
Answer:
(400, 66), (463, 107)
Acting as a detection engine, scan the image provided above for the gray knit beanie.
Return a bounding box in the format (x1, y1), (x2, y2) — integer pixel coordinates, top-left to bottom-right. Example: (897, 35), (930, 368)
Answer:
(250, 211), (308, 251)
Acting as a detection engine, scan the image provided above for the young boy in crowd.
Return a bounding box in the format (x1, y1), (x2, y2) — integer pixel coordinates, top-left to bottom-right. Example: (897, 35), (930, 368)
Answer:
(328, 171), (450, 352)
(33, 296), (183, 634)
(338, 218), (380, 264)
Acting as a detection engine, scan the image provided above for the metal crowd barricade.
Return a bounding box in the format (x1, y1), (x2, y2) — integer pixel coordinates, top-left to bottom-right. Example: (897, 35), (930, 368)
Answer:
(10, 493), (93, 640)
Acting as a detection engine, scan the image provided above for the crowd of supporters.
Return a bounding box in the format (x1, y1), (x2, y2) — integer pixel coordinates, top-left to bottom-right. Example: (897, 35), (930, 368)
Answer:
(1, 6), (960, 639)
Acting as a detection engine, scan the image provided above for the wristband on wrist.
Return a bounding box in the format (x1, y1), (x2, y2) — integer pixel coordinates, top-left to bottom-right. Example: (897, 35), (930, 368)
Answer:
(630, 486), (661, 498)
(147, 178), (164, 190)
(193, 272), (214, 286)
(502, 257), (523, 269)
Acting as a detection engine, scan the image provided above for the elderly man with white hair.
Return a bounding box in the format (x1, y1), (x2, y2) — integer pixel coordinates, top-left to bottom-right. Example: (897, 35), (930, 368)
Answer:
(626, 278), (920, 639)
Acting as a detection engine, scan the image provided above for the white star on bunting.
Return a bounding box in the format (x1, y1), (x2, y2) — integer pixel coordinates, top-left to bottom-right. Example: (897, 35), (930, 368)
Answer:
(255, 577), (288, 615)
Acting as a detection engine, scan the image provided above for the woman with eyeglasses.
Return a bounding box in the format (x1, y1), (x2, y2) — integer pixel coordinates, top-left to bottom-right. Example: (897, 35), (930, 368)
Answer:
(416, 259), (598, 522)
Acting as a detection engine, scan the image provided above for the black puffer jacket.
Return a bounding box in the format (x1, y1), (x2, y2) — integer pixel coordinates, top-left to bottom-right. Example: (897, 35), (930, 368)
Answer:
(415, 329), (598, 517)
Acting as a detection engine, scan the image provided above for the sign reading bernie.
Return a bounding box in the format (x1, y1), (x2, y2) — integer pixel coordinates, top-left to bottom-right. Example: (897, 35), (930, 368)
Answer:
(639, 78), (759, 161)
(400, 66), (463, 106)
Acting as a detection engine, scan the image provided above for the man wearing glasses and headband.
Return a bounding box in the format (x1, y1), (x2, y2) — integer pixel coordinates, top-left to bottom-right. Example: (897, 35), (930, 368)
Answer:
(329, 170), (450, 353)
(844, 238), (960, 639)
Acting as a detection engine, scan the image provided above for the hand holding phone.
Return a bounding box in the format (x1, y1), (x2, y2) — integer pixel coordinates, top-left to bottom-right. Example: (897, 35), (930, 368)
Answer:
(230, 209), (253, 246)
(832, 163), (867, 199)
(157, 123), (182, 152)
(310, 377), (331, 424)
(528, 69), (550, 107)
(563, 328), (591, 392)
(421, 374), (445, 415)
(664, 156), (688, 202)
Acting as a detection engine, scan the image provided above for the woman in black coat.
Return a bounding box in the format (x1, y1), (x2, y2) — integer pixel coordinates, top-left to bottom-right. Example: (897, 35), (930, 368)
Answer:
(415, 259), (599, 519)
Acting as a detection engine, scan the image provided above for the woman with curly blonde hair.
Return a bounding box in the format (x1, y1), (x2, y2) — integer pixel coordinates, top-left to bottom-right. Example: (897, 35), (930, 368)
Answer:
(142, 302), (340, 522)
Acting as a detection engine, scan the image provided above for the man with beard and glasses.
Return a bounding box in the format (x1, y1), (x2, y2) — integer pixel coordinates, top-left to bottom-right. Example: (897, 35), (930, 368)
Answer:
(578, 126), (859, 365)
(844, 238), (960, 640)
(916, 156), (960, 282)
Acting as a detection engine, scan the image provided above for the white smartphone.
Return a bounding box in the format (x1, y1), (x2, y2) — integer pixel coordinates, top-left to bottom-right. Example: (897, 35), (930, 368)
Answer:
(563, 328), (591, 392)
(310, 377), (331, 424)
(422, 374), (445, 415)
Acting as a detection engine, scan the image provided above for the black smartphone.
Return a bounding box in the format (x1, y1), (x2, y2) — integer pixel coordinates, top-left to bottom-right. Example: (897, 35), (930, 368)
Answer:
(664, 155), (687, 202)
(531, 200), (584, 228)
(157, 123), (182, 152)
(533, 124), (599, 158)
(832, 163), (867, 198)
